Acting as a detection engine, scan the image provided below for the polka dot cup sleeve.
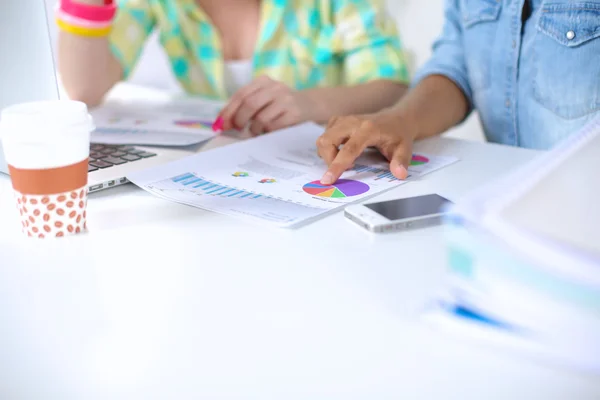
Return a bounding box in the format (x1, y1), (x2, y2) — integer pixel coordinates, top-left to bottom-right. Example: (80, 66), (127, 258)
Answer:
(11, 162), (89, 237)
(0, 101), (94, 238)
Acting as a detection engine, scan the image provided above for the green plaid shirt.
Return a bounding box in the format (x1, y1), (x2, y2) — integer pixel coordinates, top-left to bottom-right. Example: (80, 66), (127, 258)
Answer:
(110, 0), (409, 100)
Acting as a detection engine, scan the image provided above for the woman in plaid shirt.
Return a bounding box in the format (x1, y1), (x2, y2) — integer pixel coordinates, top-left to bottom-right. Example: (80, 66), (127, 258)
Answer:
(59, 0), (409, 135)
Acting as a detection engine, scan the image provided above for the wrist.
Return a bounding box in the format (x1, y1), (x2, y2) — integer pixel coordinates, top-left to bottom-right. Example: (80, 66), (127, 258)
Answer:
(298, 89), (333, 125)
(57, 0), (116, 37)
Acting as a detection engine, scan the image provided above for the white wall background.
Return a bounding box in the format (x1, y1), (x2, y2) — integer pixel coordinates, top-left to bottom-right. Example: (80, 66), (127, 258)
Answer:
(44, 0), (483, 141)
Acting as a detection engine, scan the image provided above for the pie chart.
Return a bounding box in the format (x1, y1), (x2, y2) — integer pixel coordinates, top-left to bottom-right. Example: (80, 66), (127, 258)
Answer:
(303, 179), (370, 198)
(411, 154), (429, 166)
(174, 120), (213, 130)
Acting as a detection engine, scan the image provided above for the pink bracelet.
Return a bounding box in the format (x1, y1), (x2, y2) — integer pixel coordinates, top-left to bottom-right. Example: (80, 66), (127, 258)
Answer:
(59, 0), (117, 23)
(55, 7), (113, 29)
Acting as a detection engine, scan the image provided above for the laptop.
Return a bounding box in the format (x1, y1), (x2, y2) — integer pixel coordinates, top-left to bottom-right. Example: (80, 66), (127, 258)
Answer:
(0, 0), (194, 193)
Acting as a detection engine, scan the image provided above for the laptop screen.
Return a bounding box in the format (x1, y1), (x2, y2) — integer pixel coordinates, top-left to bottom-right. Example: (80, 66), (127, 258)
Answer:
(0, 0), (60, 174)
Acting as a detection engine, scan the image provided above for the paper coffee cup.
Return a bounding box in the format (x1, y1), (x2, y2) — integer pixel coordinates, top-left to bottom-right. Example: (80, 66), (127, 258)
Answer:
(0, 101), (94, 238)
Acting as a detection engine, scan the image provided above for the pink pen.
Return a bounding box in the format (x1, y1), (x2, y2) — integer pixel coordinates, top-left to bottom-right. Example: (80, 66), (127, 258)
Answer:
(212, 116), (224, 133)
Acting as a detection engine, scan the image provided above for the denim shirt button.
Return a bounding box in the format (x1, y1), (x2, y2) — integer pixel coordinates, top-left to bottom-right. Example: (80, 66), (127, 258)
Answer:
(566, 30), (576, 40)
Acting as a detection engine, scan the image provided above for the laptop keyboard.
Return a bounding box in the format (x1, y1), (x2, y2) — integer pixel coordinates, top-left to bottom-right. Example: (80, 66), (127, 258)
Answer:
(88, 144), (157, 172)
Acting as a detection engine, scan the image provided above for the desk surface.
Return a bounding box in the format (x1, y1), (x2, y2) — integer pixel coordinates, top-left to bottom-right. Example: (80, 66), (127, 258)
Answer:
(1, 128), (599, 399)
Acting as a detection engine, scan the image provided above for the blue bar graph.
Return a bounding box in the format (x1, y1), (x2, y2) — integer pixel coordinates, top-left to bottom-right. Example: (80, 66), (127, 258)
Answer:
(172, 173), (195, 183)
(351, 164), (387, 175)
(376, 172), (397, 181)
(352, 165), (372, 173)
(207, 187), (225, 194)
(183, 178), (202, 186)
(351, 164), (399, 182)
(169, 173), (264, 200)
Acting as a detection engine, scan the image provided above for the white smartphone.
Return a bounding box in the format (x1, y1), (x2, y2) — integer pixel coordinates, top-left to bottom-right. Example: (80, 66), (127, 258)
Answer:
(344, 194), (452, 233)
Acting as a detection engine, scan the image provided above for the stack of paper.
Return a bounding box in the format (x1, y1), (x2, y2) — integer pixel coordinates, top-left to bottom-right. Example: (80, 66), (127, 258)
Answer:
(423, 117), (600, 374)
(90, 98), (223, 146)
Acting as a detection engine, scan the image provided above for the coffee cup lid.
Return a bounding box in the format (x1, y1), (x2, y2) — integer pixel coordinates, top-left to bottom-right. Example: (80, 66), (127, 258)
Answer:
(0, 100), (94, 143)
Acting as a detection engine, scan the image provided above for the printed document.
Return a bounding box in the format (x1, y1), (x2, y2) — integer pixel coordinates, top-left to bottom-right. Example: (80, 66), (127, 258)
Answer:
(90, 99), (222, 146)
(127, 123), (458, 227)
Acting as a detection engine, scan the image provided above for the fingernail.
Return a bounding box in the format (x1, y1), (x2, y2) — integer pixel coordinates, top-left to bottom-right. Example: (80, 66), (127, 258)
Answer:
(398, 165), (408, 180)
(212, 117), (224, 133)
(321, 172), (334, 185)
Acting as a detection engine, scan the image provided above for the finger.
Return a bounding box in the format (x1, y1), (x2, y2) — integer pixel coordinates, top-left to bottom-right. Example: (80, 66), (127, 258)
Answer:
(388, 141), (413, 180)
(253, 103), (286, 132)
(219, 76), (272, 130)
(318, 144), (339, 166)
(315, 116), (361, 165)
(262, 109), (300, 132)
(232, 83), (285, 131)
(323, 138), (370, 184)
(318, 145), (340, 167)
(316, 133), (340, 165)
(249, 120), (266, 136)
(321, 123), (376, 184)
(326, 116), (339, 129)
(317, 132), (349, 165)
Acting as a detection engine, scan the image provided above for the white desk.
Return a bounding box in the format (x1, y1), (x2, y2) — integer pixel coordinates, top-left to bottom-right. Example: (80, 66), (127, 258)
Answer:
(1, 130), (599, 399)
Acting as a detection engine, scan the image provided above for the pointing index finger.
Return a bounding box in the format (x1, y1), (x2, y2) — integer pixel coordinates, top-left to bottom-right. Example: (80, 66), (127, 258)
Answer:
(316, 116), (359, 166)
(320, 132), (372, 185)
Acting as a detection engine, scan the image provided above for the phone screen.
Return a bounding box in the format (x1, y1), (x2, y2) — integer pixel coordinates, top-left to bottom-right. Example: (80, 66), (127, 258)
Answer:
(365, 194), (451, 221)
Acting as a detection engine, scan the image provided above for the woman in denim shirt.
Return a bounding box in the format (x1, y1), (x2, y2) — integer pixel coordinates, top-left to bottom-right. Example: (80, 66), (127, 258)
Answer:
(317, 0), (600, 184)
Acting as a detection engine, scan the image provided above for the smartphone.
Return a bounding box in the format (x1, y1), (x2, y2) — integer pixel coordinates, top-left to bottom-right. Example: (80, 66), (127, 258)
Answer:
(344, 194), (452, 233)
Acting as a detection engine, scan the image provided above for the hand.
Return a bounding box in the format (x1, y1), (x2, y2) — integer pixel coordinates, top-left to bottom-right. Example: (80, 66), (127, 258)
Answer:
(217, 76), (317, 136)
(316, 112), (416, 185)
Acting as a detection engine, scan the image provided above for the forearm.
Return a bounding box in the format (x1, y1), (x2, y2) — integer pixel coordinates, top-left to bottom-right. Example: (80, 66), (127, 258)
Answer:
(303, 80), (408, 124)
(387, 75), (470, 140)
(57, 0), (122, 106)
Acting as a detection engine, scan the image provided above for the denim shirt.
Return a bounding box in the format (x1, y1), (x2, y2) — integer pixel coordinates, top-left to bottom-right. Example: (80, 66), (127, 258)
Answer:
(414, 0), (600, 150)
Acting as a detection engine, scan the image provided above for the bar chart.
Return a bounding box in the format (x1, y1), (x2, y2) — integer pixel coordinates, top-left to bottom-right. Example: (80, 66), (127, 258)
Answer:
(171, 173), (263, 199)
(351, 153), (434, 182)
(350, 164), (401, 182)
(144, 172), (328, 226)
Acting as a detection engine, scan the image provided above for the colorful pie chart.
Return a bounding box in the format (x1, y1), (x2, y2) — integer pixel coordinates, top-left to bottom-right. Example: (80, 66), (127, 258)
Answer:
(302, 179), (370, 198)
(174, 120), (214, 130)
(411, 154), (429, 166)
